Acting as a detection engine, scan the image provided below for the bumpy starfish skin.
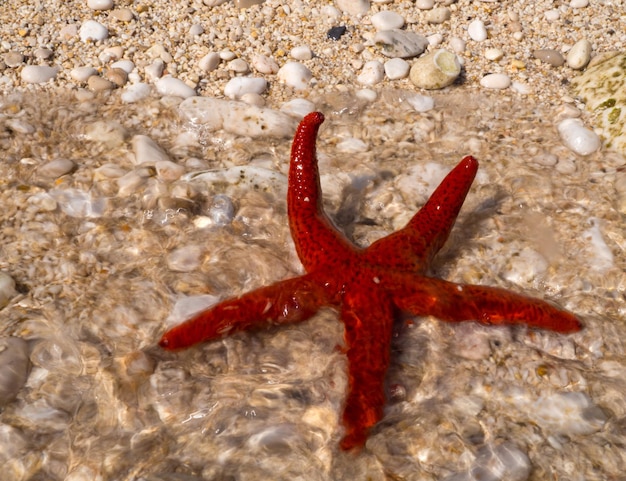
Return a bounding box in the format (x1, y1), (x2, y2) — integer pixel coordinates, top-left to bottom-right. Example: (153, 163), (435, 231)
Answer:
(160, 112), (581, 450)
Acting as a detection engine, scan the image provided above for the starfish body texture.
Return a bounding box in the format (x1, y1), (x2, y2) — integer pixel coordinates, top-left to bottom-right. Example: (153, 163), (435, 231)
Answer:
(159, 112), (581, 450)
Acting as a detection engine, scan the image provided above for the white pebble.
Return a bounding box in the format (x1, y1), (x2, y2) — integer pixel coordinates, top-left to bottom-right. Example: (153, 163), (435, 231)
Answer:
(132, 135), (171, 165)
(480, 73), (511, 89)
(145, 60), (165, 81)
(189, 23), (204, 36)
(570, 0), (588, 7)
(38, 158), (75, 178)
(511, 81), (531, 95)
(467, 19), (487, 42)
(425, 7), (451, 24)
(121, 83), (151, 103)
(71, 66), (97, 82)
(87, 0), (114, 10)
(557, 118), (601, 155)
(219, 49), (236, 61)
(384, 58), (410, 80)
(427, 33), (444, 47)
(79, 20), (108, 42)
(223, 77), (267, 100)
(21, 65), (59, 84)
(199, 52), (220, 72)
(544, 9), (560, 21)
(155, 76), (196, 98)
(405, 93), (435, 112)
(290, 45), (313, 61)
(277, 62), (312, 90)
(415, 0), (435, 8)
(358, 60), (384, 85)
(335, 0), (369, 15)
(280, 98), (316, 118)
(111, 59), (135, 73)
(449, 36), (466, 54)
(227, 58), (249, 73)
(484, 47), (504, 61)
(356, 89), (378, 102)
(371, 11), (405, 30)
(0, 273), (17, 309)
(251, 54), (279, 74)
(567, 39), (592, 70)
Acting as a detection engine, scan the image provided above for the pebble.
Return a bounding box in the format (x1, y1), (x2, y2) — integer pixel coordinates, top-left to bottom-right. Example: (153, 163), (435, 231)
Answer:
(189, 23), (204, 36)
(290, 45), (313, 61)
(21, 65), (59, 84)
(105, 68), (128, 86)
(479, 73), (511, 89)
(37, 158), (76, 178)
(0, 272), (17, 309)
(121, 83), (151, 103)
(375, 29), (429, 58)
(409, 49), (460, 89)
(87, 0), (114, 10)
(199, 52), (220, 72)
(449, 36), (466, 54)
(155, 76), (196, 98)
(145, 60), (165, 81)
(277, 62), (313, 90)
(4, 52), (24, 68)
(384, 58), (410, 80)
(179, 97), (297, 138)
(533, 49), (565, 67)
(219, 50), (236, 61)
(224, 77), (267, 100)
(425, 7), (451, 24)
(111, 59), (135, 74)
(405, 93), (435, 112)
(484, 47), (504, 61)
(334, 0), (369, 16)
(132, 135), (171, 165)
(415, 0), (435, 8)
(570, 0), (588, 7)
(371, 11), (405, 30)
(557, 118), (601, 155)
(544, 9), (560, 21)
(111, 8), (134, 22)
(327, 25), (348, 41)
(468, 19), (488, 42)
(0, 337), (30, 407)
(79, 20), (108, 42)
(33, 48), (53, 60)
(251, 54), (279, 74)
(87, 75), (116, 92)
(280, 98), (316, 118)
(567, 39), (592, 69)
(227, 58), (249, 73)
(357, 60), (384, 85)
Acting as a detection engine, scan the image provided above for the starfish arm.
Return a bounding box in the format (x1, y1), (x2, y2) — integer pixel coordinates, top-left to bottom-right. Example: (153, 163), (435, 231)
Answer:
(289, 112), (357, 271)
(159, 274), (331, 350)
(391, 276), (582, 333)
(339, 282), (394, 450)
(364, 156), (479, 272)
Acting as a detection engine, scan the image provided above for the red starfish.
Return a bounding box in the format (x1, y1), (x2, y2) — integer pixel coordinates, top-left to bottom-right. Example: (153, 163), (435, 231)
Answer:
(159, 112), (581, 450)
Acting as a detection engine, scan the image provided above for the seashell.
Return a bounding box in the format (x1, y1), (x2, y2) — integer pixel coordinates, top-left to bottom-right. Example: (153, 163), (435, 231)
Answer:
(409, 49), (461, 90)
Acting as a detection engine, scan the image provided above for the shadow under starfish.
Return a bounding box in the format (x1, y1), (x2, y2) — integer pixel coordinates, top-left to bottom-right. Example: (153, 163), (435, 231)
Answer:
(159, 112), (582, 451)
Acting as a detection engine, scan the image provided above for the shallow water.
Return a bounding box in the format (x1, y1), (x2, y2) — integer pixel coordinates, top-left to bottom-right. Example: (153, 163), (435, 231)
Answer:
(0, 89), (624, 480)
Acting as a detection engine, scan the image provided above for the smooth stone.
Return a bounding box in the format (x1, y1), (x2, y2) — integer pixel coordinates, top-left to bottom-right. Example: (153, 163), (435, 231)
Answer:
(87, 75), (116, 92)
(111, 8), (134, 21)
(427, 33), (444, 47)
(105, 67), (128, 86)
(99, 46), (124, 63)
(179, 97), (297, 138)
(533, 48), (565, 67)
(290, 45), (313, 61)
(132, 135), (171, 165)
(357, 60), (384, 85)
(484, 47), (504, 61)
(145, 60), (165, 81)
(425, 7), (451, 24)
(87, 0), (114, 10)
(223, 77), (267, 99)
(334, 0), (370, 15)
(467, 19), (487, 42)
(121, 83), (151, 103)
(327, 25), (348, 40)
(449, 36), (466, 54)
(415, 0), (435, 8)
(384, 58), (410, 79)
(405, 93), (435, 112)
(155, 76), (196, 98)
(33, 47), (54, 60)
(38, 158), (75, 178)
(277, 62), (312, 90)
(251, 54), (279, 74)
(371, 11), (404, 30)
(79, 20), (108, 42)
(0, 273), (17, 309)
(199, 52), (221, 72)
(233, 0), (265, 7)
(280, 98), (316, 118)
(409, 49), (460, 89)
(557, 118), (601, 155)
(219, 49), (236, 61)
(570, 0), (588, 7)
(111, 59), (135, 73)
(479, 73), (511, 89)
(567, 39), (592, 69)
(227, 58), (249, 73)
(189, 23), (204, 36)
(4, 52), (24, 67)
(375, 29), (429, 58)
(0, 337), (30, 406)
(21, 65), (58, 84)
(544, 9), (560, 21)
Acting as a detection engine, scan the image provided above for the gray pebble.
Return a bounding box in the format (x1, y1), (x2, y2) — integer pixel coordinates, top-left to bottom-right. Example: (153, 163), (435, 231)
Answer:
(533, 49), (565, 67)
(4, 52), (24, 68)
(375, 29), (429, 58)
(425, 7), (451, 24)
(38, 158), (76, 178)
